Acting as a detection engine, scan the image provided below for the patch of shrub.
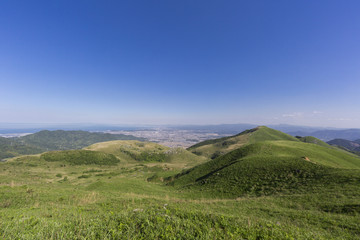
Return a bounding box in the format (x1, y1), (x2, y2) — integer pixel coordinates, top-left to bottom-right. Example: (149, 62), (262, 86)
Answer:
(41, 150), (119, 165)
(78, 174), (91, 179)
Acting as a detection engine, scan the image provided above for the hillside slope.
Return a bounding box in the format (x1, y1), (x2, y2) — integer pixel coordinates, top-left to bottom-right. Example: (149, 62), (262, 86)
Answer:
(171, 139), (360, 197)
(188, 126), (299, 158)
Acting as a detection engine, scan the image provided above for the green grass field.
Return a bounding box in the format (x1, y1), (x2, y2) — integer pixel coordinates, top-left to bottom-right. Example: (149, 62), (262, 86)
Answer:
(1, 128), (360, 239)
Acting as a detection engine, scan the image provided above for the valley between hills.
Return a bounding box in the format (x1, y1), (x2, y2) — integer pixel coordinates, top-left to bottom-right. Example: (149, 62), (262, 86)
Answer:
(1, 126), (360, 239)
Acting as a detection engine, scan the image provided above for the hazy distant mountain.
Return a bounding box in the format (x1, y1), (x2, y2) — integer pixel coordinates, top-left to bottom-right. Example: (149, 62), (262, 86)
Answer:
(2, 123), (360, 143)
(268, 124), (333, 134)
(169, 124), (257, 134)
(170, 124), (335, 135)
(0, 124), (144, 134)
(290, 129), (360, 141)
(327, 139), (360, 152)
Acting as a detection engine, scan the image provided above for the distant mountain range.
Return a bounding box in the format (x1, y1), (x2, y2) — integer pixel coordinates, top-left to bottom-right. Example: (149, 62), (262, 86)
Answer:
(170, 124), (360, 141)
(0, 130), (144, 160)
(288, 129), (360, 141)
(1, 123), (360, 142)
(327, 138), (360, 155)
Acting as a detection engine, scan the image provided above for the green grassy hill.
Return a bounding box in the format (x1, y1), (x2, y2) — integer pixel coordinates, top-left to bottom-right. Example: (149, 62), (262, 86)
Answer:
(0, 130), (143, 160)
(188, 126), (299, 158)
(171, 139), (360, 198)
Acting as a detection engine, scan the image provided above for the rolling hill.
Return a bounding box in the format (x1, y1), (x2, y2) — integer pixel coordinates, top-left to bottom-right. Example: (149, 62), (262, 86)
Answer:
(170, 127), (360, 198)
(0, 130), (143, 160)
(187, 126), (299, 159)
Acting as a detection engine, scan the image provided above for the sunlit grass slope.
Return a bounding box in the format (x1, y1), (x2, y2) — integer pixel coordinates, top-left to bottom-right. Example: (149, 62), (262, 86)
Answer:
(172, 140), (360, 198)
(85, 140), (208, 167)
(188, 126), (299, 158)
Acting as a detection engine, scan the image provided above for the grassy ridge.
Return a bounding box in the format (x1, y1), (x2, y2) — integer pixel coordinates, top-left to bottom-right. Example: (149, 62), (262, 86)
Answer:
(188, 126), (299, 158)
(247, 126), (299, 143)
(172, 141), (360, 197)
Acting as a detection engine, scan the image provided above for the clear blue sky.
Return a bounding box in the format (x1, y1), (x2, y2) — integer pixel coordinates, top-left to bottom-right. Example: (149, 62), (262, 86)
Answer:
(1, 0), (360, 127)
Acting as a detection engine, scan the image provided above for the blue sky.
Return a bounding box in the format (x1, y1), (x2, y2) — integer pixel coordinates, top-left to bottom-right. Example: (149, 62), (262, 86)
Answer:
(1, 0), (360, 127)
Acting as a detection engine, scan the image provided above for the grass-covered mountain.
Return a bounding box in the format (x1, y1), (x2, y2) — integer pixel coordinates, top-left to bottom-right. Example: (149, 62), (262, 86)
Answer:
(188, 126), (299, 159)
(171, 127), (360, 198)
(0, 130), (143, 160)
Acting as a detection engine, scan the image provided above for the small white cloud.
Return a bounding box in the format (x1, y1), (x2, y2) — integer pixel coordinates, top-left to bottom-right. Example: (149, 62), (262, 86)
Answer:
(312, 110), (323, 114)
(282, 112), (303, 118)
